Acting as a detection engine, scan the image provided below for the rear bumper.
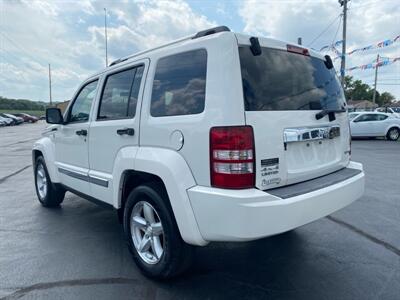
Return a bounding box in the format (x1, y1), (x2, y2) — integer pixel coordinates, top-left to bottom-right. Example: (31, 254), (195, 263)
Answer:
(188, 161), (364, 242)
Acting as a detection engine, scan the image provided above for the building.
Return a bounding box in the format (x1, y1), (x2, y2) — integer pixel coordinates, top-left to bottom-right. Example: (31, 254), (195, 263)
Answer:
(55, 100), (70, 113)
(347, 100), (378, 112)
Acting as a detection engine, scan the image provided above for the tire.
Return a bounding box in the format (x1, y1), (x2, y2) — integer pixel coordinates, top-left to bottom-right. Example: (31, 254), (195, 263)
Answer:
(123, 182), (193, 279)
(34, 156), (65, 207)
(386, 127), (400, 141)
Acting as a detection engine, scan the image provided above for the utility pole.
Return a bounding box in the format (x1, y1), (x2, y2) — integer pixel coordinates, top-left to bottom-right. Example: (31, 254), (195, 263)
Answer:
(339, 0), (348, 86)
(48, 63), (52, 106)
(372, 54), (380, 105)
(104, 8), (108, 67)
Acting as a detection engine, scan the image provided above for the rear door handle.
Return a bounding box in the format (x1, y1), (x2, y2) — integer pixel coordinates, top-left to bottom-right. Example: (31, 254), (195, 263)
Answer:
(117, 128), (135, 136)
(76, 129), (87, 136)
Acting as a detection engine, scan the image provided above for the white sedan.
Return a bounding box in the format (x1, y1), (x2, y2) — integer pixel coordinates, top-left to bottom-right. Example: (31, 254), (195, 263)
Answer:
(349, 112), (400, 141)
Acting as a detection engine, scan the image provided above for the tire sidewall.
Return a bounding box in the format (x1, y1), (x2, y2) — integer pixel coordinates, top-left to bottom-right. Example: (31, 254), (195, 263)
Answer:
(387, 128), (400, 141)
(34, 157), (50, 205)
(34, 156), (64, 207)
(123, 185), (177, 278)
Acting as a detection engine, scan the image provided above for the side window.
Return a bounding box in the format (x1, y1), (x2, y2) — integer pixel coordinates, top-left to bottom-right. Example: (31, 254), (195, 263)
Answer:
(69, 80), (98, 123)
(98, 65), (144, 120)
(150, 49), (207, 117)
(377, 114), (388, 121)
(355, 114), (379, 122)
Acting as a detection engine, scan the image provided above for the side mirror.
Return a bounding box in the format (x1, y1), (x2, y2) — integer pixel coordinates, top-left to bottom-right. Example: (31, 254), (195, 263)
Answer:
(46, 108), (64, 124)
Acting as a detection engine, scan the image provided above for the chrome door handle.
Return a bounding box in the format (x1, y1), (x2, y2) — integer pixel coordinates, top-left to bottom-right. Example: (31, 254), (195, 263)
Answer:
(117, 128), (135, 136)
(75, 129), (87, 136)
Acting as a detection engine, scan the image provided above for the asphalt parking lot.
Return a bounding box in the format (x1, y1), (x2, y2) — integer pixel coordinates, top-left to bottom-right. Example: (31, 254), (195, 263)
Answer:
(0, 122), (399, 299)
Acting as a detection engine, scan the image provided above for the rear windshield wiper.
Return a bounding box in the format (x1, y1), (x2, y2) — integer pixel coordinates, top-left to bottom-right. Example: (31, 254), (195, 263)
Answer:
(315, 108), (346, 121)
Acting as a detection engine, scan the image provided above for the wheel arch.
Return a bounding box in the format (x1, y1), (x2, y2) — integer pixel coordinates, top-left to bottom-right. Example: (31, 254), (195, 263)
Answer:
(386, 125), (400, 139)
(386, 125), (400, 135)
(32, 137), (60, 182)
(117, 147), (207, 246)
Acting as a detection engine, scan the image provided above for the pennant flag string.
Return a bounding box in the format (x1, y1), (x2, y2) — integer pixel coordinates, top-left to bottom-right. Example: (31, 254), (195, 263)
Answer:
(346, 57), (400, 72)
(319, 34), (400, 56)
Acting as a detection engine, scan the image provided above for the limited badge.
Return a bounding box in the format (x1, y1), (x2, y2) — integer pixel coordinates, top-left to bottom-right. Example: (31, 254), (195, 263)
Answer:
(261, 158), (279, 177)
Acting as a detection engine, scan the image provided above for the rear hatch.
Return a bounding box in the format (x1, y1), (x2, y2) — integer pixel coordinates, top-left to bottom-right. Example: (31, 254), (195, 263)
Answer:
(237, 36), (351, 190)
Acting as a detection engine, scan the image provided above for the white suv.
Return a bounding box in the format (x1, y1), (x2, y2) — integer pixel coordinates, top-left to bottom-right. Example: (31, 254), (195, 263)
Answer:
(33, 26), (365, 279)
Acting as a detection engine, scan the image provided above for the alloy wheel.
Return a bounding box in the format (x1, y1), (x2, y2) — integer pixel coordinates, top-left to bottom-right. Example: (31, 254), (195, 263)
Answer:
(389, 129), (399, 140)
(36, 163), (48, 199)
(130, 201), (164, 264)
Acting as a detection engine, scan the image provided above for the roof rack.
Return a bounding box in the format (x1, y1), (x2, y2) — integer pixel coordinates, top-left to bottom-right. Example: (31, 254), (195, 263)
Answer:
(108, 25), (230, 67)
(192, 26), (230, 39)
(109, 58), (128, 67)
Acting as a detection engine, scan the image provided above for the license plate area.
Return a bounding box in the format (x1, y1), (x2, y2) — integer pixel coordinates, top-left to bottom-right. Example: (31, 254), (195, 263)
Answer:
(283, 125), (340, 151)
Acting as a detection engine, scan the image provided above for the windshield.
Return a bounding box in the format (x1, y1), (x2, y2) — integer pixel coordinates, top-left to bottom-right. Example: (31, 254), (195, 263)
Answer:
(348, 113), (359, 120)
(239, 46), (346, 111)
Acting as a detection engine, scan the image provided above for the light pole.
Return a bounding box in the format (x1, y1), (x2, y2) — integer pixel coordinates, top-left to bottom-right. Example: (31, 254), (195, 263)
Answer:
(48, 63), (52, 106)
(104, 8), (108, 67)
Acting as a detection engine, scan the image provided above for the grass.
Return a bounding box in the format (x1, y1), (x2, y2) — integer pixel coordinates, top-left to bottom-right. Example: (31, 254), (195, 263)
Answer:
(0, 109), (45, 117)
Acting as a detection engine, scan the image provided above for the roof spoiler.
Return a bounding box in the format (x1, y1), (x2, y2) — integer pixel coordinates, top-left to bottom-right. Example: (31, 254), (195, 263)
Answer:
(192, 26), (230, 39)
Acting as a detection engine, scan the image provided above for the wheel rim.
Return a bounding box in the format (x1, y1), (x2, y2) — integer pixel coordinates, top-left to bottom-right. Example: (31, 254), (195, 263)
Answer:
(389, 129), (399, 140)
(130, 201), (164, 265)
(36, 163), (47, 199)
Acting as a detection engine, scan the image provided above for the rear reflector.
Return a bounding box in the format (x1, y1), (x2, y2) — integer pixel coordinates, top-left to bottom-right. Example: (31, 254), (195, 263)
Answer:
(210, 126), (255, 189)
(287, 44), (310, 56)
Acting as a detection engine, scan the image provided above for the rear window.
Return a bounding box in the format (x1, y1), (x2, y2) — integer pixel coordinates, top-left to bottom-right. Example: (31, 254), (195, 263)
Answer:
(150, 49), (207, 117)
(239, 47), (346, 111)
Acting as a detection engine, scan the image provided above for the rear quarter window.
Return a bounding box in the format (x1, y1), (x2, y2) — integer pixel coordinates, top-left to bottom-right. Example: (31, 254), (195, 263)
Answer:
(150, 49), (207, 117)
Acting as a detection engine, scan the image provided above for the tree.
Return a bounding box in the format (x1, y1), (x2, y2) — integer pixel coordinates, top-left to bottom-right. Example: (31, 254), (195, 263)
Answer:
(378, 92), (395, 106)
(0, 96), (49, 111)
(343, 75), (395, 106)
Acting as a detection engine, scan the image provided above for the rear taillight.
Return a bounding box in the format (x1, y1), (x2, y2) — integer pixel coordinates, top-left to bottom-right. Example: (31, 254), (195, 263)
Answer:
(210, 126), (255, 189)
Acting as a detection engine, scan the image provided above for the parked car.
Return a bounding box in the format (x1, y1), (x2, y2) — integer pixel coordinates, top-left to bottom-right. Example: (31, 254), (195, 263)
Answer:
(13, 113), (39, 123)
(349, 112), (400, 140)
(0, 113), (23, 125)
(0, 115), (14, 126)
(32, 26), (365, 279)
(392, 107), (400, 113)
(375, 107), (400, 118)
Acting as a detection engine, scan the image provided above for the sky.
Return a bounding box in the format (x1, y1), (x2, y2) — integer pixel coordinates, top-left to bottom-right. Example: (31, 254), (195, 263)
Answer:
(0, 0), (399, 102)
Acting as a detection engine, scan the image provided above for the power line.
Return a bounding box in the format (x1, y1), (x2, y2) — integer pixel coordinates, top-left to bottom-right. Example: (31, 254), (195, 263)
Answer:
(0, 48), (23, 62)
(377, 78), (400, 81)
(331, 14), (342, 47)
(0, 31), (41, 64)
(307, 14), (342, 47)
